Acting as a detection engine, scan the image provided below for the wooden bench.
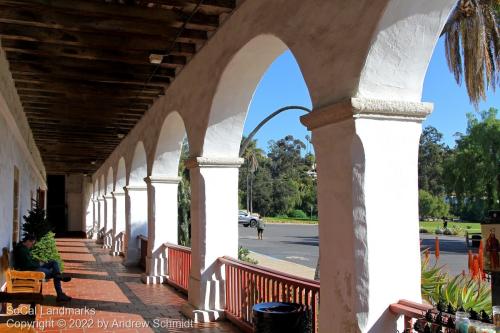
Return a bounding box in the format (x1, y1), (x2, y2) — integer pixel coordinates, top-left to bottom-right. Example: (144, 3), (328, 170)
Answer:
(1, 247), (44, 316)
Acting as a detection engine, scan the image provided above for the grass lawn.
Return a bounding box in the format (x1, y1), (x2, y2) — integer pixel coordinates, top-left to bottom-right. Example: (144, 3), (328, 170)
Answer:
(264, 216), (318, 224)
(419, 221), (481, 235)
(262, 218), (481, 232)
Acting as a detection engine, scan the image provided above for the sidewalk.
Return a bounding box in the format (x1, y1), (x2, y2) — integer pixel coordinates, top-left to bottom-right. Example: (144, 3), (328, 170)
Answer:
(248, 251), (316, 280)
(2, 238), (240, 333)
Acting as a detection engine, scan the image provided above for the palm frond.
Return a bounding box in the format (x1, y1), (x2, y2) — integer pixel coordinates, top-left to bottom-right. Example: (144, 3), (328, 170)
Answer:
(442, 0), (500, 106)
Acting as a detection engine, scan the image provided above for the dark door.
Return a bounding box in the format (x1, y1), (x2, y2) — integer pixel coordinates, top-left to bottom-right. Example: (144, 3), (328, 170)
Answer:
(47, 175), (66, 234)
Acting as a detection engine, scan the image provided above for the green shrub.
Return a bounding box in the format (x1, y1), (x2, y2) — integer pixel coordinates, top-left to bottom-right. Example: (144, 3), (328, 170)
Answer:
(32, 232), (64, 271)
(289, 210), (307, 219)
(435, 228), (444, 234)
(420, 228), (429, 233)
(238, 246), (258, 265)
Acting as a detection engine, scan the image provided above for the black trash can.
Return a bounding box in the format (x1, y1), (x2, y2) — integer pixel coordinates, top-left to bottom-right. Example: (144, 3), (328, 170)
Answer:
(252, 302), (307, 333)
(471, 234), (482, 248)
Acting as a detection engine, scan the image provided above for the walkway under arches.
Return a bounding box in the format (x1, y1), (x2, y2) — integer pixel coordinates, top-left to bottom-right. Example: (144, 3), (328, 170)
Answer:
(24, 238), (240, 333)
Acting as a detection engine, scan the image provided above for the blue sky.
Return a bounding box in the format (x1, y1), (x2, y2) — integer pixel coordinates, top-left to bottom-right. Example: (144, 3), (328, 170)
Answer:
(243, 38), (499, 150)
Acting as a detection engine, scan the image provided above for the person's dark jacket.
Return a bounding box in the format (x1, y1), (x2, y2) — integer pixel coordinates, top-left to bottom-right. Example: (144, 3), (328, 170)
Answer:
(13, 243), (40, 271)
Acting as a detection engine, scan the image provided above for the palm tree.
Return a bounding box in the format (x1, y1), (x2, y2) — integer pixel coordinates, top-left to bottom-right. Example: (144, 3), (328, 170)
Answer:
(242, 139), (263, 213)
(442, 0), (500, 106)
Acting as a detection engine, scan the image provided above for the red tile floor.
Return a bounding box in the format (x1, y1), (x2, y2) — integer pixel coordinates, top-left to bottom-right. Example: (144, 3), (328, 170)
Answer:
(2, 239), (240, 333)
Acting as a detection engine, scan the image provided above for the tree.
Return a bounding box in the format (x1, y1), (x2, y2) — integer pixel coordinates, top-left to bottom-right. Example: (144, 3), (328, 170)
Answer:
(22, 200), (52, 240)
(241, 138), (264, 213)
(419, 190), (450, 218)
(178, 139), (191, 246)
(419, 126), (450, 196)
(442, 0), (500, 106)
(267, 135), (307, 178)
(443, 107), (500, 220)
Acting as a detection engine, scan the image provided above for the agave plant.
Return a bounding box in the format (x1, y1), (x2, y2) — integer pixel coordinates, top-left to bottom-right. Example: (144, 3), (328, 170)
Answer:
(438, 274), (492, 314)
(421, 251), (448, 304)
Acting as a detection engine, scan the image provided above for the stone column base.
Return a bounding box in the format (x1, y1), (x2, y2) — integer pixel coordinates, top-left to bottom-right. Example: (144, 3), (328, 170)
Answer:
(180, 303), (225, 323)
(141, 274), (167, 284)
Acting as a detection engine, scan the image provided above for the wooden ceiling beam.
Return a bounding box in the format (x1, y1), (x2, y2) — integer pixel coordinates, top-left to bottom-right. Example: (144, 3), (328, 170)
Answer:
(14, 81), (164, 97)
(11, 69), (170, 89)
(2, 40), (187, 67)
(135, 0), (235, 12)
(22, 100), (149, 110)
(24, 112), (145, 124)
(7, 56), (177, 78)
(18, 91), (155, 104)
(13, 73), (168, 90)
(26, 114), (141, 125)
(17, 90), (154, 106)
(0, 4), (217, 34)
(0, 22), (199, 52)
(4, 0), (220, 28)
(6, 47), (186, 69)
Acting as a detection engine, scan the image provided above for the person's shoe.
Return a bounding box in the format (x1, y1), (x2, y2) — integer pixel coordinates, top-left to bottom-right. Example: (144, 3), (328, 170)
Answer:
(56, 293), (72, 302)
(61, 276), (72, 283)
(54, 274), (72, 282)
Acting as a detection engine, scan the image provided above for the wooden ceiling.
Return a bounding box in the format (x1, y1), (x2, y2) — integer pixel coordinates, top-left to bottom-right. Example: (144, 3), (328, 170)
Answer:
(0, 0), (237, 174)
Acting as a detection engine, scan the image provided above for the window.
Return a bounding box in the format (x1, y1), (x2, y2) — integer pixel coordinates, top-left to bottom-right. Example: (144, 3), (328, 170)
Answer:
(12, 166), (20, 244)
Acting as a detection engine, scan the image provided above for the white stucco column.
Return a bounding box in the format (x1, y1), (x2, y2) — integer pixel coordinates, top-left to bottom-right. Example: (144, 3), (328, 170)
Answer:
(97, 197), (105, 244)
(123, 185), (148, 266)
(301, 98), (432, 332)
(103, 194), (115, 249)
(182, 157), (243, 322)
(91, 199), (99, 240)
(142, 176), (181, 284)
(111, 191), (126, 256)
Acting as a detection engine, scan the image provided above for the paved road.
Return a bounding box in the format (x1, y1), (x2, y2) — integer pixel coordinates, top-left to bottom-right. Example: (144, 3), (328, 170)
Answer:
(239, 224), (319, 268)
(239, 224), (469, 276)
(420, 234), (469, 276)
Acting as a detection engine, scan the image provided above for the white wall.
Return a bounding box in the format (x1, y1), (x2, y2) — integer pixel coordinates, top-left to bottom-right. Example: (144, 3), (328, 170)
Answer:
(0, 41), (46, 289)
(66, 174), (84, 232)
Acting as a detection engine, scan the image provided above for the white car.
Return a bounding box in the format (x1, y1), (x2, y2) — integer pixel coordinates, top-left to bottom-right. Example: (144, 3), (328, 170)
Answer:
(238, 210), (260, 228)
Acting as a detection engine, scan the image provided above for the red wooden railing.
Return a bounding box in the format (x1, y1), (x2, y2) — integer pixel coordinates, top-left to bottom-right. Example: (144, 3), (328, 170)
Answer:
(164, 243), (191, 294)
(138, 234), (148, 270)
(389, 299), (434, 332)
(219, 256), (320, 333)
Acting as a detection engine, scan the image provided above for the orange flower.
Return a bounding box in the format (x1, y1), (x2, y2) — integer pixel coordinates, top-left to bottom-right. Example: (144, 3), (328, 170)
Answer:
(435, 237), (440, 260)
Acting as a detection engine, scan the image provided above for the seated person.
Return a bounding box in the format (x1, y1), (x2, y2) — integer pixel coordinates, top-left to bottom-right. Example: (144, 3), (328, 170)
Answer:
(14, 234), (72, 302)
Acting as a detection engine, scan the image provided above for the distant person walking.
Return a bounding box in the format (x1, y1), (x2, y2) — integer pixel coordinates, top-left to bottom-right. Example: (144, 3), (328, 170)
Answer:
(257, 219), (265, 240)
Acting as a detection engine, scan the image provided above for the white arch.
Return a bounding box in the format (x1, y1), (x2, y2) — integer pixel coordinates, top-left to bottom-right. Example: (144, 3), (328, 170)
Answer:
(116, 157), (127, 190)
(106, 167), (114, 194)
(129, 142), (147, 186)
(152, 112), (186, 176)
(202, 34), (290, 158)
(356, 0), (456, 101)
